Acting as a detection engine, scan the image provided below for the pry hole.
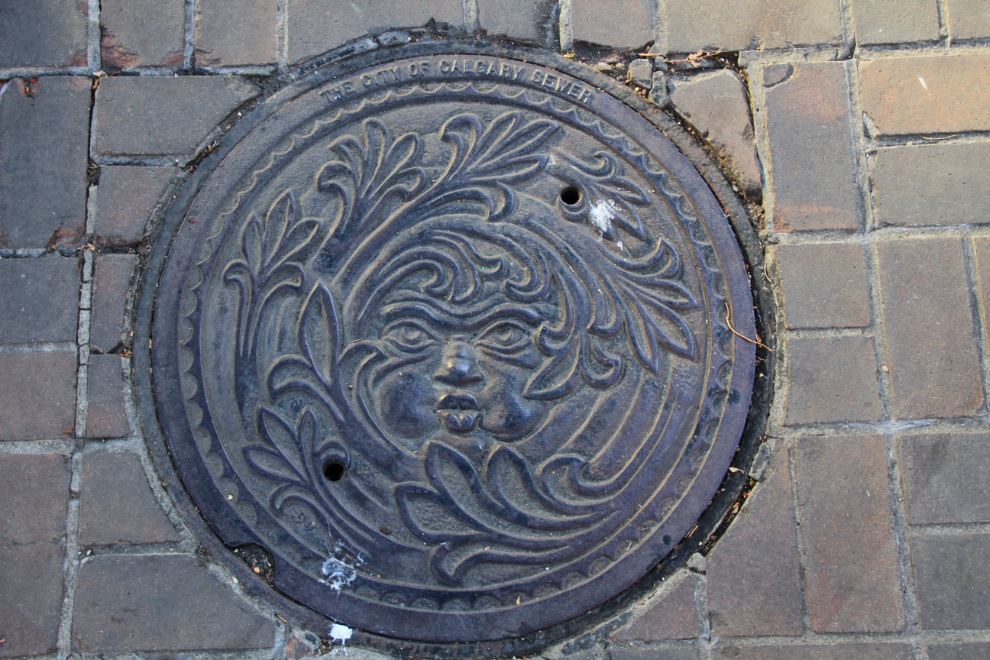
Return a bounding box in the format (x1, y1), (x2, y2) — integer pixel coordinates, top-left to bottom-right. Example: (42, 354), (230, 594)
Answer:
(322, 459), (346, 482)
(560, 186), (581, 206)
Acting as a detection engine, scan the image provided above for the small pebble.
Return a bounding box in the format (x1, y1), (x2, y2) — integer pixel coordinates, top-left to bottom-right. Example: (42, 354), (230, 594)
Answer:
(597, 62), (613, 73)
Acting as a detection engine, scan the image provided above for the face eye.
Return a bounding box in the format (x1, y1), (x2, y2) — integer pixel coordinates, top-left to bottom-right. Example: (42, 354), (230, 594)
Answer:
(478, 321), (531, 353)
(382, 322), (436, 352)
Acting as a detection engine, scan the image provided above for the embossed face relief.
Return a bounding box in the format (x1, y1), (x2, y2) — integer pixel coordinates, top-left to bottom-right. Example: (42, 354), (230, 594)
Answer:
(150, 52), (757, 643)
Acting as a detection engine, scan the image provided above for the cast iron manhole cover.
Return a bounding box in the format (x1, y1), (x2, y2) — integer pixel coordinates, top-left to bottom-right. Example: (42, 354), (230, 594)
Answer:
(146, 46), (756, 643)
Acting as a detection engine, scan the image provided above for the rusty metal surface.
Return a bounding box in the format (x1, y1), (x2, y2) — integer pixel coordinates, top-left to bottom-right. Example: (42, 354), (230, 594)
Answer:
(149, 50), (756, 642)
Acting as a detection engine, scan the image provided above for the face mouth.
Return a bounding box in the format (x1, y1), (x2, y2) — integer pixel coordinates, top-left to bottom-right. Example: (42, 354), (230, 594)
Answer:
(436, 392), (481, 433)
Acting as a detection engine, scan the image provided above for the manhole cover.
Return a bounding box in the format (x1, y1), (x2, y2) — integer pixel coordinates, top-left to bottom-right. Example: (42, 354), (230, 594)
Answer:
(143, 45), (756, 643)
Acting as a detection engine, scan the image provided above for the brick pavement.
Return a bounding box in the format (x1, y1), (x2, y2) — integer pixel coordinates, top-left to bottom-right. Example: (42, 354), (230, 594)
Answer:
(2, 1), (990, 659)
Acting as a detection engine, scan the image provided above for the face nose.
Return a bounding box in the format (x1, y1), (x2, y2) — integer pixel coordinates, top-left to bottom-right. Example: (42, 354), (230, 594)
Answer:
(435, 341), (483, 385)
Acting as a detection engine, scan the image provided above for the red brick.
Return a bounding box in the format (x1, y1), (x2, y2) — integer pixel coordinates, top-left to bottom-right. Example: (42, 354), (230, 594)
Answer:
(73, 554), (276, 652)
(707, 451), (802, 637)
(85, 355), (130, 438)
(196, 0), (277, 66)
(852, 0), (939, 44)
(91, 254), (137, 354)
(0, 257), (80, 344)
(95, 166), (176, 247)
(785, 336), (882, 425)
(0, 453), (70, 658)
(78, 453), (179, 545)
(797, 435), (905, 633)
(713, 643), (912, 660)
(946, 0), (990, 39)
(774, 243), (870, 329)
(0, 77), (90, 250)
(0, 353), (76, 441)
(872, 143), (990, 227)
(912, 534), (990, 630)
(0, 0), (88, 68)
(669, 71), (762, 198)
(95, 77), (259, 157)
(101, 0), (185, 68)
(900, 433), (990, 524)
(877, 238), (984, 419)
(611, 573), (700, 641)
(572, 0), (654, 49)
(765, 63), (860, 232)
(860, 55), (990, 135)
(665, 0), (842, 53)
(287, 0), (463, 64)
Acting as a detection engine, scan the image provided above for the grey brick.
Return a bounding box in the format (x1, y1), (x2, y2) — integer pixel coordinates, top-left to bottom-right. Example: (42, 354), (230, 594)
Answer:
(774, 243), (871, 329)
(611, 573), (700, 641)
(287, 0), (462, 64)
(0, 353), (76, 441)
(713, 643), (913, 660)
(707, 450), (802, 637)
(196, 0), (278, 66)
(928, 643), (990, 660)
(785, 336), (882, 425)
(900, 433), (990, 524)
(852, 0), (939, 44)
(95, 76), (258, 157)
(90, 254), (137, 354)
(765, 63), (860, 232)
(95, 166), (176, 246)
(946, 0), (990, 39)
(797, 436), (905, 633)
(101, 0), (185, 68)
(0, 0), (88, 68)
(479, 0), (551, 43)
(78, 453), (179, 545)
(872, 143), (990, 227)
(913, 534), (990, 630)
(572, 0), (655, 49)
(72, 554), (276, 652)
(0, 257), (80, 344)
(85, 355), (130, 438)
(0, 77), (90, 250)
(665, 0), (842, 53)
(612, 647), (699, 660)
(877, 238), (984, 419)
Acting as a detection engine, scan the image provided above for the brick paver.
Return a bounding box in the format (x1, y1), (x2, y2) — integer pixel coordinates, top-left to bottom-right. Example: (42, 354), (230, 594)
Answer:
(928, 643), (990, 660)
(765, 63), (860, 232)
(478, 0), (549, 42)
(877, 238), (984, 420)
(668, 71), (762, 197)
(912, 534), (990, 630)
(0, 257), (80, 344)
(872, 143), (990, 227)
(707, 450), (803, 637)
(72, 554), (276, 652)
(0, 77), (90, 250)
(94, 166), (176, 246)
(796, 435), (905, 633)
(713, 644), (913, 660)
(860, 54), (990, 135)
(664, 0), (842, 53)
(611, 573), (700, 641)
(90, 254), (137, 354)
(774, 243), (870, 329)
(95, 76), (259, 157)
(0, 353), (76, 441)
(852, 0), (939, 44)
(0, 0), (88, 68)
(572, 0), (654, 49)
(78, 453), (179, 545)
(945, 0), (990, 39)
(196, 0), (278, 66)
(785, 336), (882, 425)
(0, 454), (70, 658)
(100, 0), (185, 69)
(85, 354), (130, 438)
(900, 433), (990, 524)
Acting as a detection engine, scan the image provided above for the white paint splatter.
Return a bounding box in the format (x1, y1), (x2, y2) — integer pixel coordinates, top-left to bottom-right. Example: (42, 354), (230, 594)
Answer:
(321, 555), (359, 592)
(616, 240), (624, 252)
(589, 199), (619, 236)
(918, 76), (929, 90)
(330, 624), (353, 645)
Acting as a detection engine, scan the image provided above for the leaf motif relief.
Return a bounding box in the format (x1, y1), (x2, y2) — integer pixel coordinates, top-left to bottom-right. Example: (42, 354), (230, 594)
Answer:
(554, 151), (650, 241)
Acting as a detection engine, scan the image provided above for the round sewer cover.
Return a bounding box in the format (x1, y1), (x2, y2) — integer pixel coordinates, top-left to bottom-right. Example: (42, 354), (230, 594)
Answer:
(146, 46), (756, 643)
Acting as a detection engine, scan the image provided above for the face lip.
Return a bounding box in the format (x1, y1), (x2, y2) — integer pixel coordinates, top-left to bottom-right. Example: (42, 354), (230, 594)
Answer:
(435, 392), (481, 412)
